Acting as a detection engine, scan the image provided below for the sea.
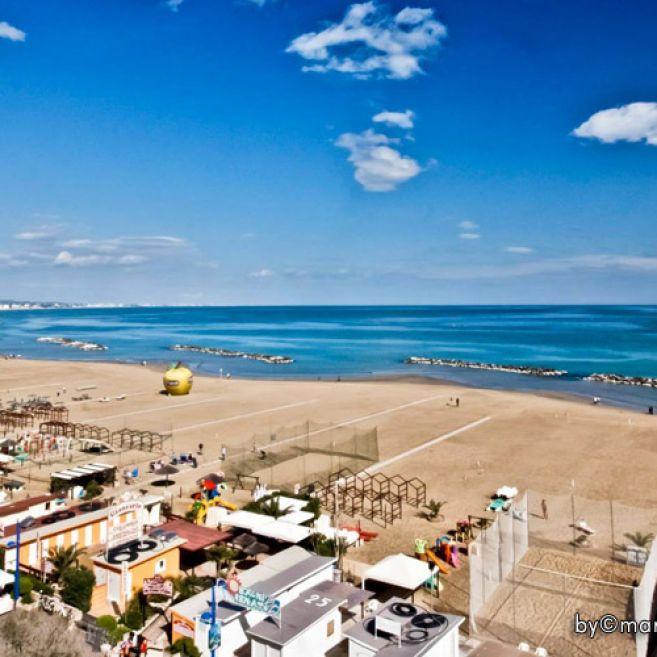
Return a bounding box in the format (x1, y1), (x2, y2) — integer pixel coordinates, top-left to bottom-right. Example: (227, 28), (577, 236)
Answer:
(2, 305), (657, 410)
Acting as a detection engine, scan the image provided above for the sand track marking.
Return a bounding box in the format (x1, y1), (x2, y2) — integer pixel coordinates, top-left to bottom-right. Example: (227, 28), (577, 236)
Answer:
(365, 415), (492, 473)
(170, 399), (319, 434)
(92, 393), (230, 422)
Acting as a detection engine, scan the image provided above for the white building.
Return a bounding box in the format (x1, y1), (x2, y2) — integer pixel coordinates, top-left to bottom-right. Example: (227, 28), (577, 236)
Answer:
(170, 546), (337, 657)
(247, 579), (372, 657)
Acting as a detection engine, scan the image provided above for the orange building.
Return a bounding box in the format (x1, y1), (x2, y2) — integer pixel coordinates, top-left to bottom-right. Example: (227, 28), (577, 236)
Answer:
(91, 535), (185, 610)
(0, 494), (163, 575)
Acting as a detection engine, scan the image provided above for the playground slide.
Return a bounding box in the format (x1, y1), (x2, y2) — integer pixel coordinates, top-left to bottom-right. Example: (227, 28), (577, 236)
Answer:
(425, 548), (450, 575)
(214, 498), (238, 511)
(341, 525), (379, 542)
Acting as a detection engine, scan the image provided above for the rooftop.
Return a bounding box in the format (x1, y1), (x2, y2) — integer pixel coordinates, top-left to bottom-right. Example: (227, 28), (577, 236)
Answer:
(157, 517), (232, 553)
(246, 580), (373, 647)
(0, 493), (163, 543)
(92, 535), (187, 570)
(345, 597), (464, 657)
(170, 546), (336, 622)
(0, 493), (59, 519)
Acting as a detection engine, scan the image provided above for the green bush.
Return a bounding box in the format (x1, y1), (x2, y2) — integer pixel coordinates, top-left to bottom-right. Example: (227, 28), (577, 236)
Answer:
(20, 590), (34, 604)
(0, 546), (5, 570)
(18, 576), (33, 597)
(121, 594), (146, 630)
(25, 574), (54, 596)
(96, 615), (130, 645)
(83, 480), (103, 501)
(171, 638), (201, 657)
(61, 567), (94, 613)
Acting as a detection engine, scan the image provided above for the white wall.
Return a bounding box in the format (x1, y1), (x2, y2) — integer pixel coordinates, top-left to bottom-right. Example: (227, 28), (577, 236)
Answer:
(348, 640), (376, 657)
(281, 607), (342, 657)
(426, 626), (459, 657)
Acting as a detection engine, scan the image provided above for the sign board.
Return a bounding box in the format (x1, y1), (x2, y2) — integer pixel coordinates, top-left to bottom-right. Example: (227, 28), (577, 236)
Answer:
(107, 500), (143, 549)
(216, 576), (281, 620)
(173, 618), (195, 639)
(143, 576), (174, 597)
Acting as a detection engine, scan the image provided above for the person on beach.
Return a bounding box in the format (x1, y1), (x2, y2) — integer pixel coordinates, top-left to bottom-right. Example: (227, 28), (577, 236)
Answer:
(456, 397), (460, 407)
(541, 498), (548, 520)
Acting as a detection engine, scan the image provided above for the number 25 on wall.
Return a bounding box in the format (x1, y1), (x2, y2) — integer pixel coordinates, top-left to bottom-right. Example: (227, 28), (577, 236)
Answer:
(304, 594), (331, 607)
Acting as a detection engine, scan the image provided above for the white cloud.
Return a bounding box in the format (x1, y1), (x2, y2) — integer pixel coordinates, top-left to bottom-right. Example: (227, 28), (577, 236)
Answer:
(166, 0), (185, 11)
(505, 246), (534, 254)
(372, 109), (415, 129)
(250, 268), (274, 278)
(0, 21), (26, 42)
(286, 2), (447, 80)
(458, 220), (480, 240)
(54, 251), (148, 268)
(15, 231), (51, 241)
(61, 235), (187, 253)
(573, 102), (657, 146)
(336, 129), (421, 191)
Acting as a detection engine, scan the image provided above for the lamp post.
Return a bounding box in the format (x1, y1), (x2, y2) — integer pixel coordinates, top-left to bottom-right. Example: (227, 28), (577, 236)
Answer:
(13, 520), (21, 609)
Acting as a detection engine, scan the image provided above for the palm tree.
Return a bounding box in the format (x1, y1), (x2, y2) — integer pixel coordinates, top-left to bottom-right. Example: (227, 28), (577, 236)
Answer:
(624, 531), (655, 549)
(421, 499), (447, 522)
(171, 575), (212, 602)
(303, 497), (322, 521)
(259, 496), (291, 519)
(205, 545), (239, 577)
(47, 545), (86, 582)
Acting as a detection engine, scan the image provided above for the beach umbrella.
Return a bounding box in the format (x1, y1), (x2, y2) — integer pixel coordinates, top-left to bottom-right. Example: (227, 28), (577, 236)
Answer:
(154, 464), (179, 487)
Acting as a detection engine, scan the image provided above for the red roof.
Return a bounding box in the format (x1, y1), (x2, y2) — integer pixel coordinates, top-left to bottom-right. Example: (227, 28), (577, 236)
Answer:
(158, 517), (232, 552)
(0, 494), (59, 518)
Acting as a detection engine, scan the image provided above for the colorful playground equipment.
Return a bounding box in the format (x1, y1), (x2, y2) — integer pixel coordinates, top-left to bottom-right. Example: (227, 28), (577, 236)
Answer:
(340, 522), (379, 542)
(189, 473), (237, 524)
(414, 535), (461, 574)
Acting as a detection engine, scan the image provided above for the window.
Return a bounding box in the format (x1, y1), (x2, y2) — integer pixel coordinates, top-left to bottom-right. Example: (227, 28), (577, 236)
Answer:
(155, 559), (166, 574)
(326, 620), (335, 637)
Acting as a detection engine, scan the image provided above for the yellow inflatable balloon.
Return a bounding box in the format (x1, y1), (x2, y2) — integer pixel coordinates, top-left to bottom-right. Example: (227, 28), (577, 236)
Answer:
(163, 362), (193, 395)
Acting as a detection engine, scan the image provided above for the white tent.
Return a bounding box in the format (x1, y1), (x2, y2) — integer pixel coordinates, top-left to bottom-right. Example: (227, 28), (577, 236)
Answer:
(279, 510), (314, 525)
(362, 553), (432, 591)
(255, 521), (312, 544)
(220, 510), (273, 531)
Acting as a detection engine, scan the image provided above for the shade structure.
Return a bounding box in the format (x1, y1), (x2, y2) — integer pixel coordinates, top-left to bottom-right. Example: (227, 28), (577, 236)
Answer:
(255, 521), (312, 544)
(279, 510), (315, 525)
(362, 553), (432, 591)
(243, 541), (270, 557)
(219, 511), (313, 544)
(232, 533), (258, 549)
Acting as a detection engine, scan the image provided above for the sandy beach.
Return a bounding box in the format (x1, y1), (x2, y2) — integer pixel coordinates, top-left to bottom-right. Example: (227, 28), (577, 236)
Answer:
(3, 358), (656, 654)
(3, 357), (657, 519)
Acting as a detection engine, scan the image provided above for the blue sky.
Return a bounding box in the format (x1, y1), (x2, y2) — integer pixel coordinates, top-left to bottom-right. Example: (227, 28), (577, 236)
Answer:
(1, 0), (657, 305)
